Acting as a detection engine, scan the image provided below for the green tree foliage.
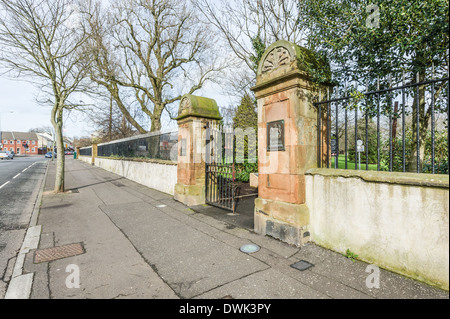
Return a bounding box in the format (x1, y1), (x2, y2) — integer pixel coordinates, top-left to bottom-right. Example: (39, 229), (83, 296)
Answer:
(304, 0), (449, 172)
(380, 129), (449, 174)
(305, 0), (448, 82)
(233, 94), (258, 182)
(346, 118), (378, 164)
(249, 34), (266, 73)
(233, 94), (258, 130)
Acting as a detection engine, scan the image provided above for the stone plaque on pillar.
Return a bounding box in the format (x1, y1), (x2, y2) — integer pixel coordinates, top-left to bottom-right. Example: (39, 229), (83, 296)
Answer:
(251, 40), (331, 247)
(267, 120), (285, 152)
(174, 94), (222, 206)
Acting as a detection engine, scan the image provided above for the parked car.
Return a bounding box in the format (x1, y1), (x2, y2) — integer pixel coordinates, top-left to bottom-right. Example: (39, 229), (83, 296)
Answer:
(9, 151), (15, 159)
(45, 152), (56, 158)
(0, 150), (10, 160)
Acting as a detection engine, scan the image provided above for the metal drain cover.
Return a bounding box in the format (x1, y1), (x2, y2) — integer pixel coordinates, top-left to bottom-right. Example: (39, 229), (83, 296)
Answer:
(239, 244), (260, 254)
(290, 260), (314, 271)
(34, 243), (85, 263)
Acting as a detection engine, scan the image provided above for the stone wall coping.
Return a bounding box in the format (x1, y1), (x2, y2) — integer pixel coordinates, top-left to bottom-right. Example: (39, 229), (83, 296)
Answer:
(175, 94), (222, 121)
(306, 168), (449, 189)
(96, 156), (177, 166)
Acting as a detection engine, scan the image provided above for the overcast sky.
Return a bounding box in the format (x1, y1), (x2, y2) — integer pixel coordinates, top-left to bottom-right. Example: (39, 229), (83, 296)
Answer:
(0, 0), (238, 139)
(0, 76), (90, 138)
(0, 72), (235, 139)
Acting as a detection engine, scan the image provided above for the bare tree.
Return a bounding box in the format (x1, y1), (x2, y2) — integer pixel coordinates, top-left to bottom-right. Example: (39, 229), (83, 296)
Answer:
(85, 0), (226, 133)
(87, 96), (140, 142)
(29, 126), (54, 135)
(192, 0), (307, 97)
(0, 0), (91, 192)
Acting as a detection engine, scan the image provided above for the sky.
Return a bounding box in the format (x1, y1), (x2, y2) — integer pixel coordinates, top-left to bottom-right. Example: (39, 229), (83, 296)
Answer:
(0, 77), (52, 134)
(0, 73), (236, 139)
(0, 0), (239, 139)
(0, 76), (90, 138)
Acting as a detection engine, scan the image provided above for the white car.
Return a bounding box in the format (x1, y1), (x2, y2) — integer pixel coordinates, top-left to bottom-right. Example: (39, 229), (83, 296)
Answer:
(0, 150), (10, 160)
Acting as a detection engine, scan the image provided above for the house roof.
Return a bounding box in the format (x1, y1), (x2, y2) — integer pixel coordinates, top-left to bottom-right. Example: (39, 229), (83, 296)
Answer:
(1, 131), (38, 141)
(36, 132), (53, 141)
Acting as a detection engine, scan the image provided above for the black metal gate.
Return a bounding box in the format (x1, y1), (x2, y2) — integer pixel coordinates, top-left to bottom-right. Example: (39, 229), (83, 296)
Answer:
(205, 123), (237, 213)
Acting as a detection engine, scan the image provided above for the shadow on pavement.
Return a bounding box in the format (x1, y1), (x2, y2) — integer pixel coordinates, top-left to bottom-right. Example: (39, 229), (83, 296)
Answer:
(190, 194), (257, 231)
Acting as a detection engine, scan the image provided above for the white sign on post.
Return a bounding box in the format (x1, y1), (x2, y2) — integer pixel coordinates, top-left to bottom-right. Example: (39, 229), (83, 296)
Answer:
(357, 140), (364, 153)
(357, 140), (364, 170)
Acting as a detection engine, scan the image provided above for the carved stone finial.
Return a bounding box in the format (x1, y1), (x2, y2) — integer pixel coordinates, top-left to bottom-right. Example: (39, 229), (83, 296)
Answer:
(261, 46), (292, 74)
(179, 96), (191, 113)
(254, 40), (331, 87)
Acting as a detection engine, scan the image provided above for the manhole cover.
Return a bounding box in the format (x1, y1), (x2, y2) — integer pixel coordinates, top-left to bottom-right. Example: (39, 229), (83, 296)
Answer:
(34, 243), (85, 263)
(290, 260), (314, 271)
(239, 244), (260, 254)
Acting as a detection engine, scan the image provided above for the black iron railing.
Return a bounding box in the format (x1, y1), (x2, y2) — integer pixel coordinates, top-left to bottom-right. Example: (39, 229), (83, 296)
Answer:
(205, 123), (237, 213)
(97, 131), (178, 162)
(79, 146), (92, 156)
(315, 74), (449, 174)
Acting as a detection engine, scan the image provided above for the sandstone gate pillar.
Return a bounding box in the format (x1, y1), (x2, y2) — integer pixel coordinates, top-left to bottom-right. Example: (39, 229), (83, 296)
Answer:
(174, 94), (222, 206)
(251, 40), (331, 246)
(91, 143), (98, 165)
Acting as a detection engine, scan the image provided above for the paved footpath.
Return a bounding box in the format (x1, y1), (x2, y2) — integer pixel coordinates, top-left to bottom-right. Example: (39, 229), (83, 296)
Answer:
(5, 158), (448, 301)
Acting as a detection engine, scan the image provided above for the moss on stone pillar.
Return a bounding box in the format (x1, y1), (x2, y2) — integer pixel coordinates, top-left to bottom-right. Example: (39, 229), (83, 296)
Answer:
(174, 95), (222, 206)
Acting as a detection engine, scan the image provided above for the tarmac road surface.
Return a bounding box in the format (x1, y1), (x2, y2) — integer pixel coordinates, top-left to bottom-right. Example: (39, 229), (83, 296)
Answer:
(0, 156), (48, 298)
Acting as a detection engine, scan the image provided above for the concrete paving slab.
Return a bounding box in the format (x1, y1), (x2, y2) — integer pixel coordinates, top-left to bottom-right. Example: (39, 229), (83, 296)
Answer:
(34, 166), (179, 299)
(196, 268), (329, 299)
(292, 243), (449, 299)
(4, 273), (33, 299)
(18, 158), (448, 300)
(90, 181), (145, 206)
(11, 225), (41, 279)
(99, 201), (270, 298)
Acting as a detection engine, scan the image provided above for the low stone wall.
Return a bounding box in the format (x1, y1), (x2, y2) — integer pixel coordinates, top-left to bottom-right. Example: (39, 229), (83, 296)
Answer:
(305, 168), (449, 290)
(78, 155), (91, 165)
(78, 155), (177, 195)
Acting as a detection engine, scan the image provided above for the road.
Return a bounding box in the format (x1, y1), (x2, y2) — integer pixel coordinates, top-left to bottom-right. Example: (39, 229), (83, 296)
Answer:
(0, 156), (48, 298)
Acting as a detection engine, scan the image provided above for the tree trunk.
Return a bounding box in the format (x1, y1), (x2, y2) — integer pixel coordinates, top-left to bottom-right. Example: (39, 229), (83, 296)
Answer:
(51, 105), (65, 193)
(108, 83), (148, 134)
(150, 110), (162, 132)
(148, 113), (162, 159)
